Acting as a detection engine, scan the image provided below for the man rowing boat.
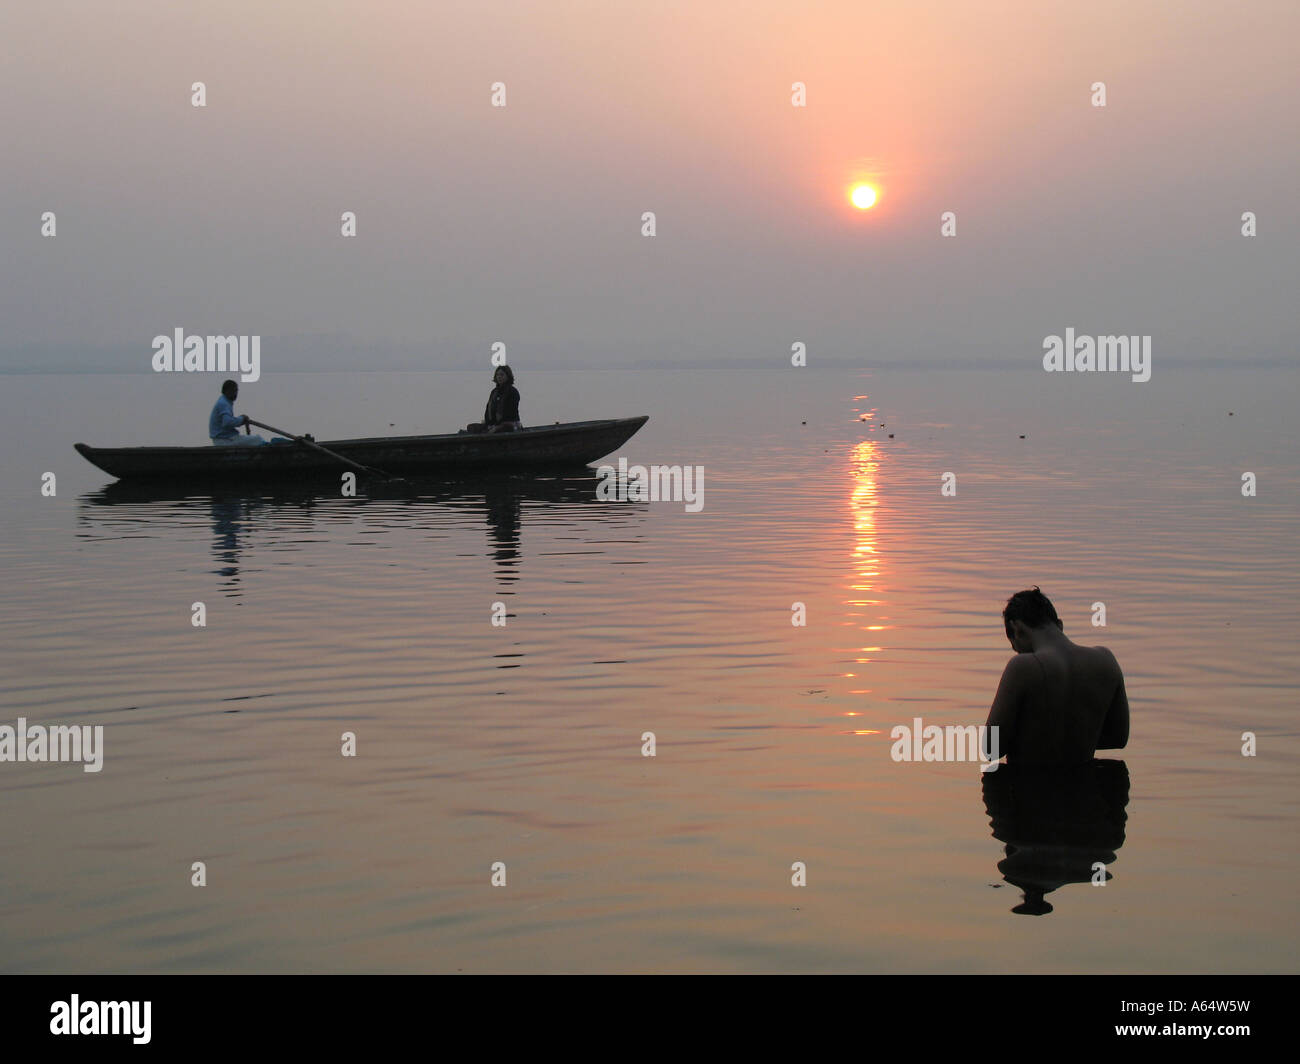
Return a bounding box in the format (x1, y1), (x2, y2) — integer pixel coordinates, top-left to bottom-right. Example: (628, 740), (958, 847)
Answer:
(984, 587), (1130, 765)
(209, 380), (267, 446)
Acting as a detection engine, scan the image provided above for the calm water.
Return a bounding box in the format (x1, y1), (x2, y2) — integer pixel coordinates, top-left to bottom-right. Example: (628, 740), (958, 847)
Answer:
(1, 367), (1296, 972)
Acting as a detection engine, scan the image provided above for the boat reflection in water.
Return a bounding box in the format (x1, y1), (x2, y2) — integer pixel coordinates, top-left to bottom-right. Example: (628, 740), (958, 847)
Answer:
(77, 472), (638, 598)
(982, 759), (1131, 915)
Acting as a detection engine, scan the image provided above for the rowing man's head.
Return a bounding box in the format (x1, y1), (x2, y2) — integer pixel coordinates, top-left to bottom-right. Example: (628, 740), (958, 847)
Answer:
(221, 379), (238, 401)
(1002, 586), (1062, 652)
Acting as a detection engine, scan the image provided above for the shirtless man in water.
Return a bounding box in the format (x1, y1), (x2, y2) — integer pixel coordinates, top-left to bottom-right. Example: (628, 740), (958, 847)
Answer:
(984, 587), (1129, 765)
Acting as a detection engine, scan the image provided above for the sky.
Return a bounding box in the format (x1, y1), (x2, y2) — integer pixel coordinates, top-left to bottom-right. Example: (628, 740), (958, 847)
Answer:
(2, 0), (1297, 371)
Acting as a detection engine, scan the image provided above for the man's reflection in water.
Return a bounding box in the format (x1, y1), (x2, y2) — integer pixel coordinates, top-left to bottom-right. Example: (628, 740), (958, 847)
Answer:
(483, 485), (521, 584)
(210, 497), (254, 596)
(982, 759), (1130, 915)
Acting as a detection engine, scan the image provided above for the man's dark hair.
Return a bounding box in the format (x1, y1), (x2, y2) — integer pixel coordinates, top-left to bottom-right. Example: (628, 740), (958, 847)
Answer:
(1003, 586), (1060, 636)
(221, 379), (238, 398)
(494, 364), (514, 386)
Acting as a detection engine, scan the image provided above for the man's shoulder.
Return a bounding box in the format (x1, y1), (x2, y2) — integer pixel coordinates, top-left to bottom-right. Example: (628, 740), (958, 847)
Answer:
(1082, 643), (1120, 665)
(1073, 642), (1123, 679)
(1001, 653), (1039, 682)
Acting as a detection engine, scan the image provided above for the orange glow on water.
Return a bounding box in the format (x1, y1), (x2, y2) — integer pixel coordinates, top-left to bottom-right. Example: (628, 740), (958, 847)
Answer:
(847, 436), (884, 727)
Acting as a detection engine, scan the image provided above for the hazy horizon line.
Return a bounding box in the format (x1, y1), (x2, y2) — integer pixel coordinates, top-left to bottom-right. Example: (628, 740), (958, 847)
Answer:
(2, 355), (1293, 375)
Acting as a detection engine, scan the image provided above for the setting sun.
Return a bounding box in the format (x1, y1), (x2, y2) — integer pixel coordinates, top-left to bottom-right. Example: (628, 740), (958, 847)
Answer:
(850, 184), (878, 209)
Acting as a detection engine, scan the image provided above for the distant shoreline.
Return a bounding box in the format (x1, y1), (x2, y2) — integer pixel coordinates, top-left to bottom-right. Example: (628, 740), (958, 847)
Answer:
(1, 358), (1294, 375)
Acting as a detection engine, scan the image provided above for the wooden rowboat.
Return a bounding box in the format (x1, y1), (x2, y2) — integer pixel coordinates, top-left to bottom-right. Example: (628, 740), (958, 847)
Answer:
(75, 416), (649, 483)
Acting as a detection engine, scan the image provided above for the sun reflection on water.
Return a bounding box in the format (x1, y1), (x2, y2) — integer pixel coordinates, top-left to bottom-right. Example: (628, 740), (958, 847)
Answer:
(845, 433), (886, 699)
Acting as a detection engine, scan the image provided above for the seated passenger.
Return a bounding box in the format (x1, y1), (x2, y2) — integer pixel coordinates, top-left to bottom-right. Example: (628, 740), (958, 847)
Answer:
(482, 365), (522, 432)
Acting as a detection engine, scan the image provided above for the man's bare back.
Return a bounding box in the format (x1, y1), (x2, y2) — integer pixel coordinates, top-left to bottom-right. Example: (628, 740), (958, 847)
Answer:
(986, 589), (1129, 765)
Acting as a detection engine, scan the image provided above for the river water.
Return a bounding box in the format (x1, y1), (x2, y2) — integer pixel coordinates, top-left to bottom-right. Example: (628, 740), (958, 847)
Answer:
(0, 366), (1295, 972)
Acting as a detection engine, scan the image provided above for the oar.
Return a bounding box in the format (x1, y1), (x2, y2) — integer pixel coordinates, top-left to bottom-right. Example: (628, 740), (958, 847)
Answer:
(245, 418), (405, 483)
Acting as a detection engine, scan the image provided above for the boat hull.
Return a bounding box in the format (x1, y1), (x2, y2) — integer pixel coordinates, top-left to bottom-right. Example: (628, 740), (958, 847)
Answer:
(75, 417), (649, 483)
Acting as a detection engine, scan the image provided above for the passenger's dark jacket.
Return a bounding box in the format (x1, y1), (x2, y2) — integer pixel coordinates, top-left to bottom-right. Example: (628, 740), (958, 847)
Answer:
(484, 385), (521, 425)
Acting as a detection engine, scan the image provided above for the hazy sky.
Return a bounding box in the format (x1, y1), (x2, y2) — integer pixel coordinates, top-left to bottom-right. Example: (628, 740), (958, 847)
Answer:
(3, 0), (1297, 370)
